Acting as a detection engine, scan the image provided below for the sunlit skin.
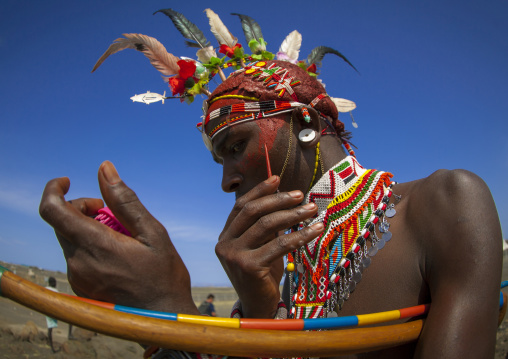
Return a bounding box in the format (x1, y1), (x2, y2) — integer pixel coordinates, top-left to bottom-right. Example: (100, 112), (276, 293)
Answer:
(38, 58), (503, 357)
(205, 108), (504, 358)
(38, 114), (503, 358)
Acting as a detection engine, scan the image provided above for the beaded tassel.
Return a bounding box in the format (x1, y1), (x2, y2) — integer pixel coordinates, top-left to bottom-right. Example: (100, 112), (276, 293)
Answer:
(342, 140), (356, 157)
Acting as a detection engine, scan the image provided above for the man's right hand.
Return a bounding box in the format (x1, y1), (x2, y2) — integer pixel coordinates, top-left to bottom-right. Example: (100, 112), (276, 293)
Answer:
(215, 175), (324, 318)
(39, 161), (199, 315)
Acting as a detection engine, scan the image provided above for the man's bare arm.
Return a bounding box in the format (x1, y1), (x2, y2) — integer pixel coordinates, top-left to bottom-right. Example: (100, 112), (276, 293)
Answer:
(413, 169), (502, 357)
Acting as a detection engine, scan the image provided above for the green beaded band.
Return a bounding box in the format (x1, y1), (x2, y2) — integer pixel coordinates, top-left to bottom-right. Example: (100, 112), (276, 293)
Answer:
(0, 265), (8, 297)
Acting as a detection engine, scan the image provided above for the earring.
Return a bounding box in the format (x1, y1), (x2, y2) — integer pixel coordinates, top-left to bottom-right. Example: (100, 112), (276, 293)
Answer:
(298, 128), (316, 143)
(301, 107), (311, 123)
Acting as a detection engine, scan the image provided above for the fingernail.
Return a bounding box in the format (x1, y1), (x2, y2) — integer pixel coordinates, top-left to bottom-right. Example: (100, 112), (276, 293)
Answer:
(302, 203), (317, 210)
(310, 223), (324, 231)
(101, 161), (121, 185)
(265, 175), (278, 184)
(288, 190), (303, 198)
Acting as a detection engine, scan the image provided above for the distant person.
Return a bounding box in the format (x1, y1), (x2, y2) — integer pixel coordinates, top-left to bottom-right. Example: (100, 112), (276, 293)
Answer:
(45, 277), (59, 353)
(198, 294), (217, 317)
(68, 324), (75, 340)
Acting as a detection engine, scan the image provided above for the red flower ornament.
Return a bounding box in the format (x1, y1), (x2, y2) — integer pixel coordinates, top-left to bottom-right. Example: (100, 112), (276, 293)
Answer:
(168, 77), (186, 96)
(219, 43), (242, 58)
(306, 63), (317, 74)
(168, 59), (198, 96)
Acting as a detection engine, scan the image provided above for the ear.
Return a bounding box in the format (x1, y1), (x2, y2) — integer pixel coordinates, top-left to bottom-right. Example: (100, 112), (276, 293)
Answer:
(292, 106), (321, 148)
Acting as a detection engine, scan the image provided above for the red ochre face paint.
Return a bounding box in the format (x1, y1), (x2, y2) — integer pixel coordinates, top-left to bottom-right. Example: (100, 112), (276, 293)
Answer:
(239, 118), (284, 177)
(252, 118), (286, 176)
(230, 118), (283, 178)
(256, 118), (285, 152)
(242, 151), (261, 176)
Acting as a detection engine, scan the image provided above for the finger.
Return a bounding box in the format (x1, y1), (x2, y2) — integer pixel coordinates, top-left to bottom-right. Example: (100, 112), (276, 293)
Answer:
(240, 202), (319, 248)
(226, 189), (309, 240)
(40, 177), (123, 246)
(255, 222), (325, 266)
(97, 161), (165, 244)
(68, 198), (104, 216)
(222, 175), (281, 231)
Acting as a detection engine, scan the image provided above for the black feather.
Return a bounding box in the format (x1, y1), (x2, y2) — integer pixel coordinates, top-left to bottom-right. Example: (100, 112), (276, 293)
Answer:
(154, 8), (210, 49)
(307, 46), (359, 74)
(231, 13), (263, 44)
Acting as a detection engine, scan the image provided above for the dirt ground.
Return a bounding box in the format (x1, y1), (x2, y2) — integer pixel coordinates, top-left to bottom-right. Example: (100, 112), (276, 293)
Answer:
(1, 258), (508, 358)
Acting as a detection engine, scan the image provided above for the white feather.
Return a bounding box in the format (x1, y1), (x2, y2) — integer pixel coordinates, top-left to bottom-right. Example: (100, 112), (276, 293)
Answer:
(278, 30), (302, 63)
(196, 46), (217, 64)
(205, 9), (237, 47)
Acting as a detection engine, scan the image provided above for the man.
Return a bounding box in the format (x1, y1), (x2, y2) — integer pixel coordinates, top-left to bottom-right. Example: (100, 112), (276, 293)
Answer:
(39, 55), (502, 359)
(198, 294), (217, 317)
(45, 276), (60, 353)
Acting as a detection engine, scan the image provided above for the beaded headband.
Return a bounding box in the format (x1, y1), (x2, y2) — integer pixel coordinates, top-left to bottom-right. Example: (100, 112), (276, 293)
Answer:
(91, 8), (359, 149)
(201, 92), (331, 139)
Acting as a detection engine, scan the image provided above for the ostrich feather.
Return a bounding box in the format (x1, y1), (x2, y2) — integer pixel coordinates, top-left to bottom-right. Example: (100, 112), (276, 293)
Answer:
(307, 46), (359, 73)
(154, 8), (210, 49)
(91, 33), (180, 76)
(196, 46), (217, 63)
(204, 8), (237, 48)
(277, 30), (302, 63)
(231, 13), (264, 46)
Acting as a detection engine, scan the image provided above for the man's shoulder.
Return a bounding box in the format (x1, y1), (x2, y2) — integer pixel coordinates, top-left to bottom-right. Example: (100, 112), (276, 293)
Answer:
(397, 168), (499, 247)
(399, 168), (489, 208)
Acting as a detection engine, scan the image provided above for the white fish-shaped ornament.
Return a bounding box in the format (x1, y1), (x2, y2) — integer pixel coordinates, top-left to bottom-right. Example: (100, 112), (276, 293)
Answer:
(130, 91), (167, 105)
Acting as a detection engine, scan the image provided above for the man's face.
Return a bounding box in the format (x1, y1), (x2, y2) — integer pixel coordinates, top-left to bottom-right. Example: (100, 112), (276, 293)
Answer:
(206, 114), (292, 199)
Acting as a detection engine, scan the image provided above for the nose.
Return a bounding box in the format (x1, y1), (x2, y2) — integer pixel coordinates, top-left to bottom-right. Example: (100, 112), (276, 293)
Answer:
(221, 165), (243, 193)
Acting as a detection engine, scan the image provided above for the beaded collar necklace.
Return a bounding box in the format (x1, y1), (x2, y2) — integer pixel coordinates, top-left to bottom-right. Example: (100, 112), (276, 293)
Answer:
(287, 156), (399, 319)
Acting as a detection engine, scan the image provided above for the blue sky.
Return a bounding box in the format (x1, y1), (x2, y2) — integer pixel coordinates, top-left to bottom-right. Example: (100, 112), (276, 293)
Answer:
(1, 1), (507, 286)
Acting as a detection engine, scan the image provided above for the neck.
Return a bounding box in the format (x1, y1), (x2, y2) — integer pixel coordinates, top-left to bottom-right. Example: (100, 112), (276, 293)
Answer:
(313, 135), (349, 183)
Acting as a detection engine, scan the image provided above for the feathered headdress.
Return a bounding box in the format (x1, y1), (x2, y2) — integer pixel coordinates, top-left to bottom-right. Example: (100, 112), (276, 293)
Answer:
(92, 8), (358, 108)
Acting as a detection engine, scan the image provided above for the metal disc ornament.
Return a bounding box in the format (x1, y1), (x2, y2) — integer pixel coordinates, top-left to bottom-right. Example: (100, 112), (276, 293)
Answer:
(368, 244), (379, 257)
(327, 310), (338, 318)
(297, 263), (305, 273)
(352, 270), (362, 283)
(382, 231), (393, 242)
(385, 205), (396, 218)
(298, 128), (316, 142)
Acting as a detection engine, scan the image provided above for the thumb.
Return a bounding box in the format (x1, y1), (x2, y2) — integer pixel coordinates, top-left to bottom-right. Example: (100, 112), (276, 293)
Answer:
(97, 161), (162, 243)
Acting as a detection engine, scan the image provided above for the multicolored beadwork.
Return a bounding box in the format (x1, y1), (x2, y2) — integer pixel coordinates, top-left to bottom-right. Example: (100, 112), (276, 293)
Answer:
(288, 156), (397, 319)
(241, 61), (301, 101)
(301, 107), (311, 123)
(205, 100), (300, 129)
(202, 93), (333, 140)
